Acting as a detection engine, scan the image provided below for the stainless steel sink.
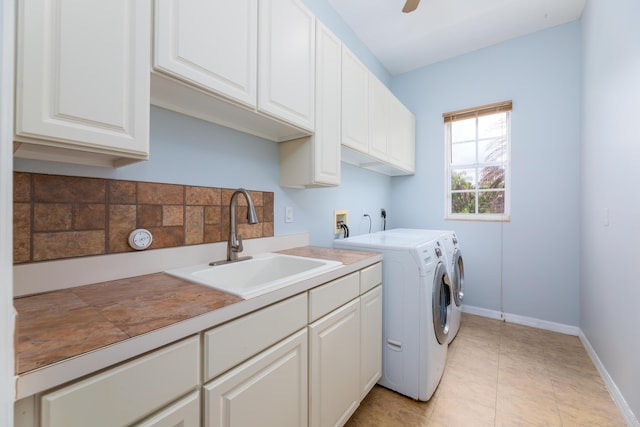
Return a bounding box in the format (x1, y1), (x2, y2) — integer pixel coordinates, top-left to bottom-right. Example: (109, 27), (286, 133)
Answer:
(165, 253), (342, 299)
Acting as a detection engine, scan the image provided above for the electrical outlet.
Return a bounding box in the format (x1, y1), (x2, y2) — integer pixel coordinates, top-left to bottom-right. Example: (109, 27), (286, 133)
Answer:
(285, 206), (293, 223)
(333, 209), (348, 234)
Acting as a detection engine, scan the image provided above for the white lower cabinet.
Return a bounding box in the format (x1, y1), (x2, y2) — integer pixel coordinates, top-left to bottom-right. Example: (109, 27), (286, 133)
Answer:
(23, 263), (382, 427)
(203, 293), (308, 382)
(134, 391), (200, 427)
(359, 285), (383, 399)
(40, 336), (199, 427)
(309, 299), (361, 427)
(307, 262), (382, 427)
(204, 329), (308, 427)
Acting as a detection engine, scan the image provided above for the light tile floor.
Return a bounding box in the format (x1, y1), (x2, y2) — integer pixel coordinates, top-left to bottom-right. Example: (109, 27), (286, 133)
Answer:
(345, 313), (627, 426)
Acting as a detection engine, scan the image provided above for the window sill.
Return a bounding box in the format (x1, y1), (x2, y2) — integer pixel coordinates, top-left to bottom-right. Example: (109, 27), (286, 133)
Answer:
(445, 214), (511, 222)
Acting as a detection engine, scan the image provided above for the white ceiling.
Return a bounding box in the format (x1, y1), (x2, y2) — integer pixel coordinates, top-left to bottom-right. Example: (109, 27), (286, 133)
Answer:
(328, 0), (586, 75)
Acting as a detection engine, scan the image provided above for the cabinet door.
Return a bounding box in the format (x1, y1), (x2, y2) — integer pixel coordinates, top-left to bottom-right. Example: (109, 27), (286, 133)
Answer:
(388, 95), (416, 173)
(204, 329), (308, 427)
(134, 391), (200, 427)
(154, 0), (257, 108)
(313, 22), (342, 186)
(258, 0), (315, 131)
(341, 47), (369, 153)
(369, 77), (390, 162)
(360, 285), (383, 399)
(278, 22), (340, 188)
(309, 299), (360, 427)
(15, 0), (150, 164)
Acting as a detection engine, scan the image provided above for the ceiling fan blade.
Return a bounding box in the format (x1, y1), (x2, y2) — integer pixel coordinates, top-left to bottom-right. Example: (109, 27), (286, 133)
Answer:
(402, 0), (420, 13)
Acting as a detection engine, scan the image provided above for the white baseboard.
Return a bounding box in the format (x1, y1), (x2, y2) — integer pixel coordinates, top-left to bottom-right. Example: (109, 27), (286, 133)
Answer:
(460, 304), (504, 321)
(579, 331), (640, 427)
(461, 304), (639, 426)
(461, 304), (580, 336)
(503, 312), (580, 336)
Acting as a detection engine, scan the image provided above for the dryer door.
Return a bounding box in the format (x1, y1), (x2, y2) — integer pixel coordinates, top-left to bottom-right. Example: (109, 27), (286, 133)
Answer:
(432, 262), (451, 345)
(452, 249), (464, 307)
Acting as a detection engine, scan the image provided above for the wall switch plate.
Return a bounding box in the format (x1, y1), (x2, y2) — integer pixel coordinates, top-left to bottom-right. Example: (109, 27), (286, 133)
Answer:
(285, 206), (293, 223)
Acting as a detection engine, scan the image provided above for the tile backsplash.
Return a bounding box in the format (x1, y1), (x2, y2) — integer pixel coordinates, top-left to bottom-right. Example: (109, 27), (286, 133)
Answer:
(13, 172), (274, 264)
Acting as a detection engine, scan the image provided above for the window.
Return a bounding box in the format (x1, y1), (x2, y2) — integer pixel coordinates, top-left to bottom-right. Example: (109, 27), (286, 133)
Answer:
(444, 101), (511, 221)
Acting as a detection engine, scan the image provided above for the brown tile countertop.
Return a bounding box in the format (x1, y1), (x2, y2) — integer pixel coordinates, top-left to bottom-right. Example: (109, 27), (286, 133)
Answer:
(14, 246), (380, 377)
(14, 274), (241, 374)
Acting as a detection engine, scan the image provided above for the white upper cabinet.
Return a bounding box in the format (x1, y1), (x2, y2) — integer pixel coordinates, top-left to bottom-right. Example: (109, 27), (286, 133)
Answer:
(154, 0), (257, 107)
(341, 47), (369, 153)
(152, 0), (315, 142)
(388, 95), (416, 174)
(280, 21), (341, 188)
(340, 46), (416, 176)
(14, 0), (150, 167)
(368, 79), (416, 174)
(368, 77), (390, 162)
(311, 23), (341, 185)
(259, 0), (315, 131)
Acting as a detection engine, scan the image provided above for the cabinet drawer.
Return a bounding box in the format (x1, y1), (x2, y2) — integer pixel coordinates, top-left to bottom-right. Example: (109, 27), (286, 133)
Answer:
(134, 390), (200, 427)
(41, 336), (199, 427)
(308, 272), (359, 323)
(360, 262), (382, 294)
(204, 293), (307, 381)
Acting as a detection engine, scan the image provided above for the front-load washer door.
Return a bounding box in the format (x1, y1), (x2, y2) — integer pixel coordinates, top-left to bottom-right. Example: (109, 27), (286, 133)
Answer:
(432, 262), (451, 345)
(452, 249), (464, 307)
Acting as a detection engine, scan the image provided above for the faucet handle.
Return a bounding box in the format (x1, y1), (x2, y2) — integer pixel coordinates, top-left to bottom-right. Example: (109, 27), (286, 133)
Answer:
(235, 234), (244, 253)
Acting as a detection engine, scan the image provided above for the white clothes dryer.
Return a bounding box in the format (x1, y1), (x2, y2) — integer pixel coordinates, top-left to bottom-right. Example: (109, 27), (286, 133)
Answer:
(439, 232), (464, 343)
(333, 231), (451, 401)
(383, 229), (464, 344)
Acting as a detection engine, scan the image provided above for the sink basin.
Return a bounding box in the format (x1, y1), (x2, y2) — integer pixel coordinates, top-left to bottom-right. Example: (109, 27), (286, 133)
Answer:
(165, 253), (342, 299)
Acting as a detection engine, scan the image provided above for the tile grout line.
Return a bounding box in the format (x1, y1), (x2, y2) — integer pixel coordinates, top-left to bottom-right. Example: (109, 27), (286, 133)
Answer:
(543, 343), (565, 427)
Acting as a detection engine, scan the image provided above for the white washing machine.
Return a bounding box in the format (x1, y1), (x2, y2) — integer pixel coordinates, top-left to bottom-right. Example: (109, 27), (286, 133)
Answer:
(333, 231), (451, 401)
(384, 229), (465, 344)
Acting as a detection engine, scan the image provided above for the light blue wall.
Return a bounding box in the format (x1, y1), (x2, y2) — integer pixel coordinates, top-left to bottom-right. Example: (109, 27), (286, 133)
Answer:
(390, 23), (582, 326)
(581, 0), (640, 420)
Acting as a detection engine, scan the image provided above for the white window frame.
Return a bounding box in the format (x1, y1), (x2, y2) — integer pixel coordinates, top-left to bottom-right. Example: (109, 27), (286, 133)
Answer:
(444, 103), (511, 222)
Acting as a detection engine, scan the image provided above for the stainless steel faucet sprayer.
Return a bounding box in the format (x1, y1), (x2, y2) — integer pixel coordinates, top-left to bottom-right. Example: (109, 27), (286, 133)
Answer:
(210, 188), (258, 266)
